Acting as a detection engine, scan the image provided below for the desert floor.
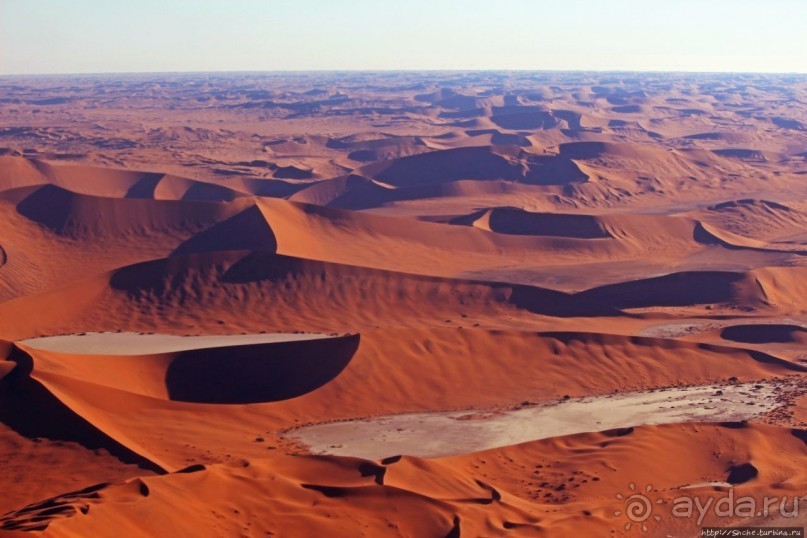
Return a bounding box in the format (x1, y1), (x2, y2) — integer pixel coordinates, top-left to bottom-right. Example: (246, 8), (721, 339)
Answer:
(0, 71), (806, 537)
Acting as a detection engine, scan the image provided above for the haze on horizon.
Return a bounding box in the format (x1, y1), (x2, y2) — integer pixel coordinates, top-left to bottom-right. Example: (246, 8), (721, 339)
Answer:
(1, 0), (806, 75)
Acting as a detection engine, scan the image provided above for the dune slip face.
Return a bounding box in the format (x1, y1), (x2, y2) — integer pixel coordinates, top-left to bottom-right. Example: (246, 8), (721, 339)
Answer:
(1, 71), (807, 536)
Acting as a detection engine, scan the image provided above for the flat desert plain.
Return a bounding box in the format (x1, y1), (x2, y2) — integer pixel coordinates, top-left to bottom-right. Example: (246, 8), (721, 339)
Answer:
(0, 71), (806, 537)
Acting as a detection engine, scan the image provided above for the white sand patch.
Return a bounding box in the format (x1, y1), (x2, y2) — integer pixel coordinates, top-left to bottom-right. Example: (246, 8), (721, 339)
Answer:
(20, 332), (331, 355)
(287, 382), (788, 460)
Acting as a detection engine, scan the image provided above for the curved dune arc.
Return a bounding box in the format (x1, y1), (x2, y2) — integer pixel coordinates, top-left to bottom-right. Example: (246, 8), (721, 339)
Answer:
(0, 187), (260, 303)
(357, 145), (589, 187)
(693, 199), (807, 244)
(556, 141), (668, 160)
(694, 221), (774, 251)
(578, 270), (750, 309)
(265, 197), (757, 269)
(252, 197), (652, 274)
(450, 207), (613, 239)
(0, 248), (612, 341)
(290, 174), (561, 211)
(1, 335), (361, 472)
(0, 156), (249, 201)
(490, 108), (559, 130)
(8, 183), (252, 238)
(578, 265), (807, 312)
(20, 334), (361, 404)
(165, 335), (360, 404)
(185, 327), (807, 435)
(720, 324), (807, 344)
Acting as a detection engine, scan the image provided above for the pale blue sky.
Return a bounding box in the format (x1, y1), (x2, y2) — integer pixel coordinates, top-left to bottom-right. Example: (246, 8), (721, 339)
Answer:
(1, 0), (806, 75)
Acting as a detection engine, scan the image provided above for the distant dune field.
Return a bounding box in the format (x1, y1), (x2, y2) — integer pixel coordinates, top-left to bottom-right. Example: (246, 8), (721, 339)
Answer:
(0, 72), (806, 537)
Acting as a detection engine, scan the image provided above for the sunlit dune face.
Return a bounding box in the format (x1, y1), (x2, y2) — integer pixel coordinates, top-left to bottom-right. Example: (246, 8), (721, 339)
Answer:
(0, 71), (806, 537)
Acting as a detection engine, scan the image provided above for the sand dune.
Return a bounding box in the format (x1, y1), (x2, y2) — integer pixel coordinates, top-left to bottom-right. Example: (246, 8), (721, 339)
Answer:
(18, 333), (358, 404)
(0, 185), (253, 301)
(2, 72), (806, 536)
(693, 198), (807, 242)
(720, 324), (807, 344)
(290, 172), (565, 211)
(8, 184), (244, 237)
(450, 207), (613, 238)
(2, 422), (805, 536)
(0, 156), (246, 201)
(579, 267), (807, 313)
(2, 326), (800, 478)
(359, 145), (590, 186)
(2, 334), (357, 471)
(0, 250), (627, 341)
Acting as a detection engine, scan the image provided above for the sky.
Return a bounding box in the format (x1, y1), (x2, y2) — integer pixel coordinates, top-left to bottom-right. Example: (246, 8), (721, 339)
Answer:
(1, 0), (806, 75)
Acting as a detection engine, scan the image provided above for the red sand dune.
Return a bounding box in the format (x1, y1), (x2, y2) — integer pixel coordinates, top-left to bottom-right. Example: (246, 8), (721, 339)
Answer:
(1, 72), (806, 536)
(1, 423), (804, 537)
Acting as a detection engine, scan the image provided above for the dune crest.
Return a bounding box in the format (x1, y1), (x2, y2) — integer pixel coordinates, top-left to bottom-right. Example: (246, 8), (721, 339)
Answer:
(2, 71), (806, 536)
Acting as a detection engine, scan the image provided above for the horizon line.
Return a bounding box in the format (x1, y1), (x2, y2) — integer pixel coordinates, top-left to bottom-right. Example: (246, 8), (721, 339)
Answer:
(2, 68), (807, 78)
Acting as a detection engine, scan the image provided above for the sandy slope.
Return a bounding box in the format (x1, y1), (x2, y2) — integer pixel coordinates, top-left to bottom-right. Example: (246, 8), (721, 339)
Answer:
(1, 423), (805, 537)
(1, 72), (806, 536)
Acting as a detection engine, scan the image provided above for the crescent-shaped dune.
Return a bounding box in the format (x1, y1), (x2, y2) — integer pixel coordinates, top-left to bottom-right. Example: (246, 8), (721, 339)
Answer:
(0, 156), (247, 201)
(2, 72), (806, 536)
(2, 334), (359, 471)
(720, 324), (807, 344)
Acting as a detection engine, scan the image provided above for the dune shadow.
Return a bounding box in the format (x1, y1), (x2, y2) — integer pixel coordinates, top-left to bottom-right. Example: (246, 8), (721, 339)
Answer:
(510, 285), (619, 317)
(721, 324), (807, 344)
(577, 271), (743, 309)
(165, 334), (360, 404)
(726, 463), (758, 485)
(15, 185), (73, 232)
(179, 182), (241, 202)
(485, 208), (611, 238)
(172, 205), (278, 256)
(0, 346), (163, 472)
(108, 256), (199, 295)
(124, 173), (164, 198)
(219, 251), (303, 284)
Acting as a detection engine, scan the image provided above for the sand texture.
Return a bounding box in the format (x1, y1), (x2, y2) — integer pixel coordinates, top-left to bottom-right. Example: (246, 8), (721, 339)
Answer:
(1, 71), (806, 537)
